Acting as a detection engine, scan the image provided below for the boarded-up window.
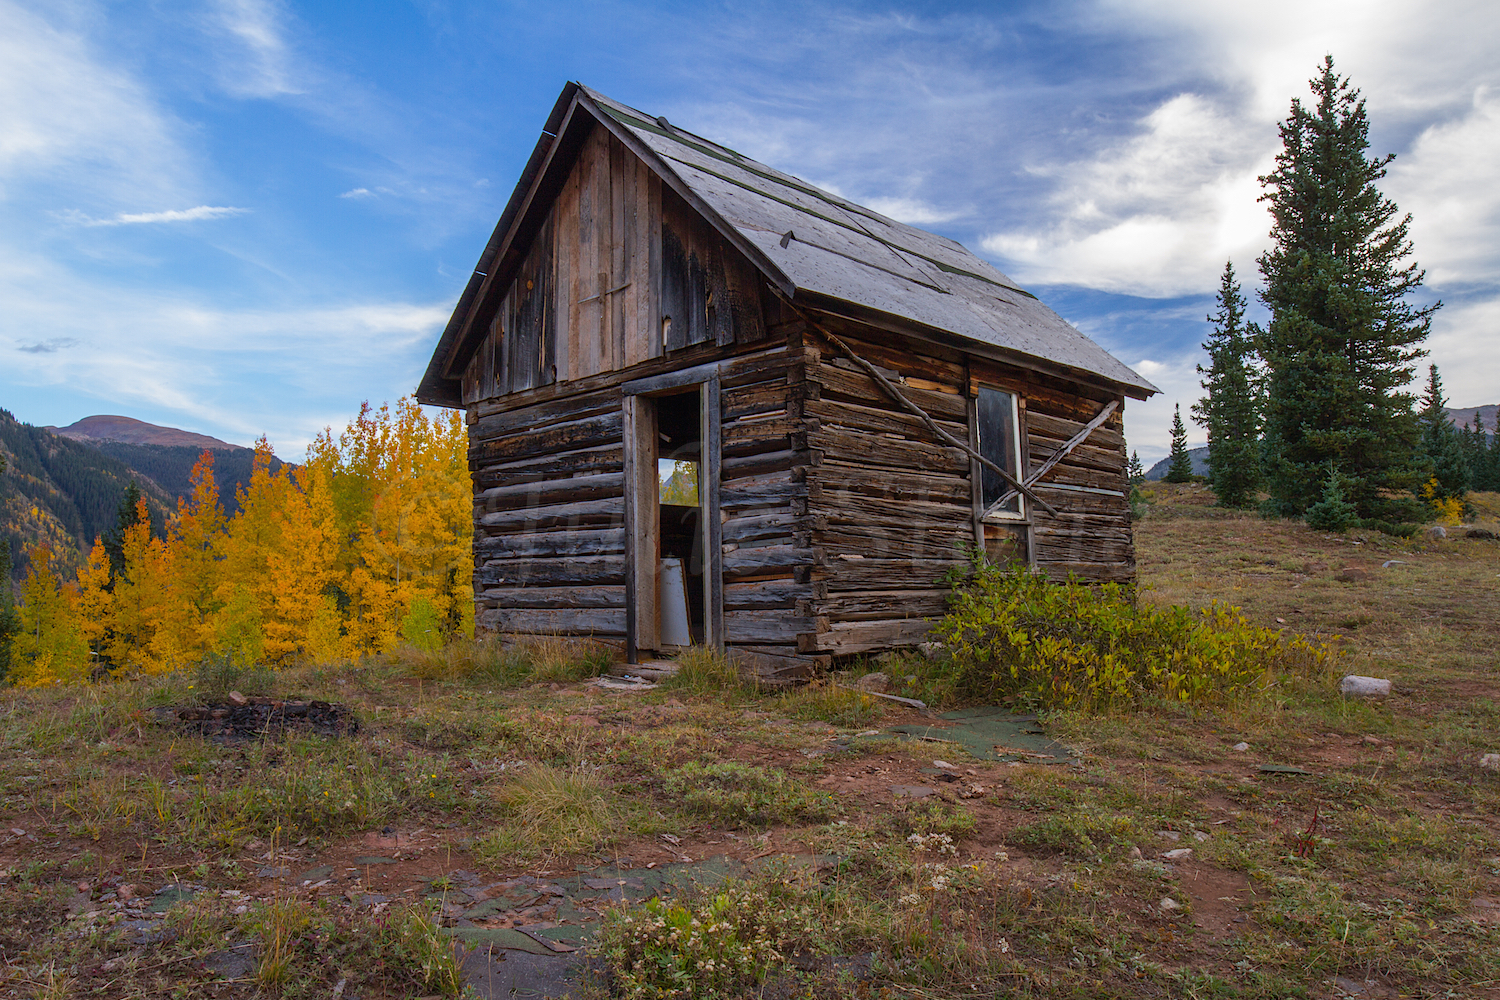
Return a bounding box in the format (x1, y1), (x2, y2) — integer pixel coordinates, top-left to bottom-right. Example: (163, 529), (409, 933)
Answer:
(977, 386), (1024, 519)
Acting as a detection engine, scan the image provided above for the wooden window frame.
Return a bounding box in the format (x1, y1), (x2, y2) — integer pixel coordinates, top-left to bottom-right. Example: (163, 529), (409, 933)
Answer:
(969, 385), (1036, 568)
(622, 364), (723, 662)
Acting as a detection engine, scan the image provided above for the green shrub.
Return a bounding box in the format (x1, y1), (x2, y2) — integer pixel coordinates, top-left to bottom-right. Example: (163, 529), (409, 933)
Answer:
(660, 761), (840, 829)
(400, 596), (445, 653)
(932, 563), (1335, 711)
(597, 878), (821, 999)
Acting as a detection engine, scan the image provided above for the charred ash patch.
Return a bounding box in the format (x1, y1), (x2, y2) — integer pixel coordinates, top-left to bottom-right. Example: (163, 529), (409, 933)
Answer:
(152, 697), (359, 740)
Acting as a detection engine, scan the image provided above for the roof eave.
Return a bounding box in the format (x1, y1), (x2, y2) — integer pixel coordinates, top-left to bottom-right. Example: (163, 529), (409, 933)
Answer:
(792, 289), (1159, 400)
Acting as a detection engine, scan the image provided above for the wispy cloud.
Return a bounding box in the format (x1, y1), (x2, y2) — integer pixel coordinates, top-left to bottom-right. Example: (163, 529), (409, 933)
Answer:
(15, 337), (79, 354)
(339, 187), (373, 199)
(204, 0), (303, 98)
(72, 205), (250, 227)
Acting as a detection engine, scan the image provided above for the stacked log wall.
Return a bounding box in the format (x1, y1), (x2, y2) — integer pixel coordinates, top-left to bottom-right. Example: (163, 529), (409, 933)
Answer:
(793, 318), (1137, 657)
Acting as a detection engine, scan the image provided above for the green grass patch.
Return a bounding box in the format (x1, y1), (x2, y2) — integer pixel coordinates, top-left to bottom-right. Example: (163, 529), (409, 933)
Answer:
(659, 761), (841, 829)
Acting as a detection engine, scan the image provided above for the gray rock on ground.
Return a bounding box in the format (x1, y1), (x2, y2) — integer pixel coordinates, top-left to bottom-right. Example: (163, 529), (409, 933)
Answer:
(1340, 675), (1392, 698)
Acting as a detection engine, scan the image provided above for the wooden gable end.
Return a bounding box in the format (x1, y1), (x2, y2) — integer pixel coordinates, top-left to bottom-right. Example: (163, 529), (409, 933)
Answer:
(460, 119), (769, 405)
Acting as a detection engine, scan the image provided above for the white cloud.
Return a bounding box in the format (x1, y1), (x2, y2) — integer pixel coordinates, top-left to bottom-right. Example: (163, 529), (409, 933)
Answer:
(1390, 87), (1500, 285)
(862, 196), (960, 226)
(1427, 296), (1500, 408)
(981, 94), (1274, 297)
(204, 0), (303, 98)
(75, 205), (249, 226)
(0, 1), (191, 207)
(339, 187), (374, 199)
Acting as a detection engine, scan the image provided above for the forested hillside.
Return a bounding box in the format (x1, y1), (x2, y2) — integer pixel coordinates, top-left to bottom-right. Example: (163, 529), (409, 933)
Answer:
(0, 409), (172, 580)
(86, 440), (289, 519)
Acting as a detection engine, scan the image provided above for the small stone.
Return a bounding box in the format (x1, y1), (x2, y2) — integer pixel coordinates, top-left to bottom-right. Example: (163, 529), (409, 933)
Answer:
(1159, 897), (1182, 911)
(1161, 848), (1193, 861)
(1425, 525), (1447, 540)
(1341, 676), (1392, 698)
(916, 641), (946, 659)
(854, 672), (890, 693)
(1192, 831), (1209, 842)
(932, 760), (956, 770)
(1381, 560), (1405, 568)
(1231, 741), (1250, 752)
(1466, 527), (1497, 540)
(1362, 735), (1383, 746)
(1155, 830), (1181, 842)
(227, 690), (248, 706)
(1480, 754), (1500, 771)
(1129, 846), (1142, 860)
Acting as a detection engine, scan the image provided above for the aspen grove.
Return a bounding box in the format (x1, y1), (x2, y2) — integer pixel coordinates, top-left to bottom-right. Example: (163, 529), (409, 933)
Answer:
(8, 399), (472, 686)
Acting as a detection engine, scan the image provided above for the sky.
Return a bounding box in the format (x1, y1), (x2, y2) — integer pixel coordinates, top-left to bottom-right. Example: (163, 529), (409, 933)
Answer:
(2, 0), (1496, 466)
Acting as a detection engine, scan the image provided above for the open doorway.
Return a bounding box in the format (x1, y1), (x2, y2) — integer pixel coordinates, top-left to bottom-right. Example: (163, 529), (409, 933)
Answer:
(655, 389), (704, 647)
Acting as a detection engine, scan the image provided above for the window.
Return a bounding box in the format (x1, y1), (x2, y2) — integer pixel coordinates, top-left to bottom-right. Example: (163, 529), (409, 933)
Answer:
(977, 386), (1024, 519)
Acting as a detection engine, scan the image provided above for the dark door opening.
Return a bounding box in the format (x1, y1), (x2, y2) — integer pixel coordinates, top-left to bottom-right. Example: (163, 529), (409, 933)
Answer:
(656, 389), (704, 646)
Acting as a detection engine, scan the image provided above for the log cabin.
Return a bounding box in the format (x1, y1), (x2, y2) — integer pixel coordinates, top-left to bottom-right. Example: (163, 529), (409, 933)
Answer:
(416, 82), (1158, 681)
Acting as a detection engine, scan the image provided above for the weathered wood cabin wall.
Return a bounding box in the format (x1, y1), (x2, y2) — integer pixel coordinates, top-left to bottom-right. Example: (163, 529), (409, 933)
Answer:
(453, 115), (1134, 680)
(782, 316), (1134, 659)
(460, 120), (821, 676)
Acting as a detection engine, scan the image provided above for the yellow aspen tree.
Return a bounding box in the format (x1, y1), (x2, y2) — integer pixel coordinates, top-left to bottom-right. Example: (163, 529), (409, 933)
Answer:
(215, 440), (285, 660)
(12, 544), (89, 687)
(110, 498), (175, 674)
(167, 452), (227, 659)
(75, 539), (114, 668)
(264, 462), (342, 663)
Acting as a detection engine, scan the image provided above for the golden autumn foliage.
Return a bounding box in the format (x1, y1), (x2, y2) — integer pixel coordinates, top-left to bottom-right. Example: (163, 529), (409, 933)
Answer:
(6, 399), (471, 684)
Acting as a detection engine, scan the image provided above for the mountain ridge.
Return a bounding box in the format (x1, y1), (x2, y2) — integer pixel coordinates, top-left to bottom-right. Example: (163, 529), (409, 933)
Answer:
(46, 415), (245, 451)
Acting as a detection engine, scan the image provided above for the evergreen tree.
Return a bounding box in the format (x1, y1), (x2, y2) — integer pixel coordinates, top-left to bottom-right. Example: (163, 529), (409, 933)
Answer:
(1257, 56), (1436, 520)
(1416, 364), (1469, 507)
(1164, 404), (1195, 483)
(1128, 450), (1145, 484)
(103, 481), (145, 583)
(1192, 260), (1262, 507)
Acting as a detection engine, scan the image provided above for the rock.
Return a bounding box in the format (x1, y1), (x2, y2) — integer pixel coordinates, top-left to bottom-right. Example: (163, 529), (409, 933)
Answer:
(227, 690), (248, 706)
(1335, 568), (1370, 583)
(854, 672), (890, 693)
(1340, 675), (1392, 698)
(916, 641), (947, 659)
(1159, 897), (1182, 912)
(1425, 525), (1447, 540)
(1480, 754), (1500, 771)
(1362, 735), (1384, 746)
(932, 760), (956, 770)
(1155, 830), (1181, 842)
(890, 785), (936, 799)
(1192, 831), (1209, 842)
(1381, 560), (1405, 568)
(1161, 848), (1194, 861)
(1128, 846), (1142, 860)
(1467, 527), (1498, 540)
(1231, 741), (1250, 752)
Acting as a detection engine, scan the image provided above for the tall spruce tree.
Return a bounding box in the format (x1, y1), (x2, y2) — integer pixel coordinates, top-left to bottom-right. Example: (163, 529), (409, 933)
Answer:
(1416, 364), (1468, 504)
(1192, 261), (1262, 507)
(1129, 450), (1145, 484)
(103, 481), (145, 584)
(1257, 56), (1437, 519)
(1164, 404), (1195, 483)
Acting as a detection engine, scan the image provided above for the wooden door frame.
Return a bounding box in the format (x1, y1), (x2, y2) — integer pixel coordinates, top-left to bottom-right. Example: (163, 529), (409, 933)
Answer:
(622, 363), (723, 662)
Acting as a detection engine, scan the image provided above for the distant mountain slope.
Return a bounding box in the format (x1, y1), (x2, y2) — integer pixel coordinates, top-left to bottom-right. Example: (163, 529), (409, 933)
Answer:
(1447, 404), (1498, 436)
(48, 415), (244, 451)
(87, 441), (289, 520)
(0, 409), (173, 581)
(1141, 404), (1494, 482)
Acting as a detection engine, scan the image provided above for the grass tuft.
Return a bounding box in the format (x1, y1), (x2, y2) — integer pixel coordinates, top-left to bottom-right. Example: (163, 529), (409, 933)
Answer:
(477, 763), (621, 862)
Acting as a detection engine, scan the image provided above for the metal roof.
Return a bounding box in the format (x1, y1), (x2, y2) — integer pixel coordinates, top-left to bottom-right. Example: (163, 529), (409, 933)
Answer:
(417, 83), (1158, 406)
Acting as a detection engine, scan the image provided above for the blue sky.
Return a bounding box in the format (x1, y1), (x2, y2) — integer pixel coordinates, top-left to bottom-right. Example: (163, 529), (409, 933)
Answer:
(3, 0), (1496, 466)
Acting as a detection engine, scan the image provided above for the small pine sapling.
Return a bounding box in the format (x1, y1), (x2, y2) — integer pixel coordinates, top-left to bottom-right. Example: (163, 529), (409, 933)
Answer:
(1304, 463), (1359, 531)
(1163, 404), (1195, 483)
